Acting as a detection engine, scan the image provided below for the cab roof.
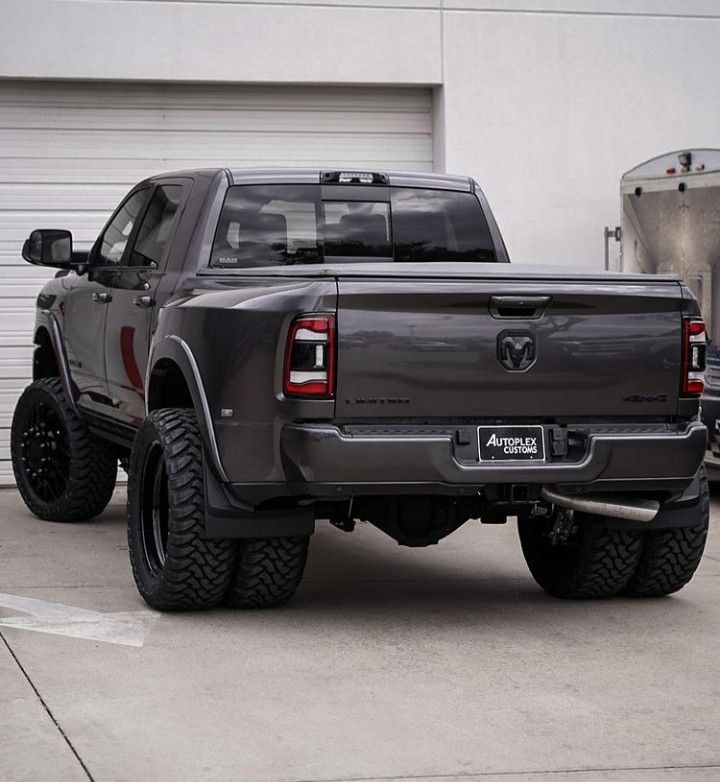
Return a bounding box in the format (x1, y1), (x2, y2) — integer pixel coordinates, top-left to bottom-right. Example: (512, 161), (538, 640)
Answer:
(142, 167), (473, 192)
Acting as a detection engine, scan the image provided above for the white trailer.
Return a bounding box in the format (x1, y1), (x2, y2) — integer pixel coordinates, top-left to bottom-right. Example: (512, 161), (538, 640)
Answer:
(618, 149), (720, 342)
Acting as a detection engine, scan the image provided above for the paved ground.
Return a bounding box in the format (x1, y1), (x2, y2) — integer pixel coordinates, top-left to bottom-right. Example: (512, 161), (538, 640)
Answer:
(1, 487), (719, 782)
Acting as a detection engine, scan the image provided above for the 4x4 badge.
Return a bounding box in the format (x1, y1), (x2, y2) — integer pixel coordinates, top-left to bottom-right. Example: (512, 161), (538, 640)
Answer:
(497, 330), (537, 371)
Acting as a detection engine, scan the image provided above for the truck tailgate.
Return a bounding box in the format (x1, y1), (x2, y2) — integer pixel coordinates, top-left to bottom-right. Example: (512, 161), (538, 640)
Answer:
(335, 277), (683, 419)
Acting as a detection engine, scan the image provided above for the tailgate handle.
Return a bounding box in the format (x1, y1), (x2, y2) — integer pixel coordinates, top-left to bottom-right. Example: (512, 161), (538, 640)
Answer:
(489, 295), (551, 319)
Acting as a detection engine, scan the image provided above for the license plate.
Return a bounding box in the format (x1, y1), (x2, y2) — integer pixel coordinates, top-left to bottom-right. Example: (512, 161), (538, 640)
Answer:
(478, 426), (545, 462)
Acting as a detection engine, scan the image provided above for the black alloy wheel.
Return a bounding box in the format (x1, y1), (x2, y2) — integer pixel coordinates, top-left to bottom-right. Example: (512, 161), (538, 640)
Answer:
(139, 442), (170, 575)
(11, 378), (117, 521)
(17, 400), (70, 503)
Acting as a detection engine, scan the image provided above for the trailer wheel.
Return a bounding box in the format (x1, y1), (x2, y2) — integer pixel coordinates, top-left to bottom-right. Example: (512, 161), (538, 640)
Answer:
(226, 536), (309, 609)
(623, 468), (709, 597)
(518, 511), (643, 599)
(11, 378), (117, 521)
(127, 408), (236, 610)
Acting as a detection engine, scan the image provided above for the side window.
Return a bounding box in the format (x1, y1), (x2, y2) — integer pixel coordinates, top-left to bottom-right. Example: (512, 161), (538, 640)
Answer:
(210, 185), (321, 268)
(97, 190), (148, 266)
(130, 185), (184, 267)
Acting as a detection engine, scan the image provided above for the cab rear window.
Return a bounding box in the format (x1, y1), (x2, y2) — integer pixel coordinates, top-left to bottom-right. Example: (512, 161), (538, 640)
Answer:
(210, 184), (497, 267)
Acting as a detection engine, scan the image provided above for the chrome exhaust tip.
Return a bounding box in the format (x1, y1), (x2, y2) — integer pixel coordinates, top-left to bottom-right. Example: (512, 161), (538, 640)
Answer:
(540, 487), (659, 523)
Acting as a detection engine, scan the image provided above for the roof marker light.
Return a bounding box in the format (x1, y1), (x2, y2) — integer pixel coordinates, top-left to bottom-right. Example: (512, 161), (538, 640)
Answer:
(320, 171), (389, 185)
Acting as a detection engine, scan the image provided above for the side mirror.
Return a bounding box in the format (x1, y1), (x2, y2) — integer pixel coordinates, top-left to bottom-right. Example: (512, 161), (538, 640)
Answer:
(22, 229), (73, 267)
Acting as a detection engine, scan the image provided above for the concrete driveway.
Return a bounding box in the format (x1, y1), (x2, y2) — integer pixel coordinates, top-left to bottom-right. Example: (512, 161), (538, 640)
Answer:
(1, 487), (719, 782)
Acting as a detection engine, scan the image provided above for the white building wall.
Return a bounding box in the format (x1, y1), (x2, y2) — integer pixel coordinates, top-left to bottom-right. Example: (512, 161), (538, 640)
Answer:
(0, 0), (442, 85)
(441, 4), (720, 266)
(2, 0), (720, 268)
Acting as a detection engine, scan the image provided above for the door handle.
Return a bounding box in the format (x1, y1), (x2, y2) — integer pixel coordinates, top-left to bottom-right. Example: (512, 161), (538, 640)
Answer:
(92, 291), (112, 304)
(489, 295), (551, 319)
(133, 295), (155, 308)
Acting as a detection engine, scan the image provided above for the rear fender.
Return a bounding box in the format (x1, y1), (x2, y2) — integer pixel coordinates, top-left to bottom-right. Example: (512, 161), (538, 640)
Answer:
(148, 335), (314, 538)
(146, 335), (228, 482)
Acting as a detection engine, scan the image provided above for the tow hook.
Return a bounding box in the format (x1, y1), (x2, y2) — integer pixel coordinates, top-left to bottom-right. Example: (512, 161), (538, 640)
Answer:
(330, 498), (356, 532)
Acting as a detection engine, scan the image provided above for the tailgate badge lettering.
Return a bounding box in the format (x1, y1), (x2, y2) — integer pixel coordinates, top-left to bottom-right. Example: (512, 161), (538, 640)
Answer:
(497, 331), (536, 371)
(623, 394), (668, 403)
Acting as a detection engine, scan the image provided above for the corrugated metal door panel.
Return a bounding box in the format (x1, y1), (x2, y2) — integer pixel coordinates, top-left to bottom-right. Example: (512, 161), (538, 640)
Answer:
(0, 82), (433, 111)
(0, 461), (14, 483)
(0, 79), (434, 485)
(7, 131), (432, 161)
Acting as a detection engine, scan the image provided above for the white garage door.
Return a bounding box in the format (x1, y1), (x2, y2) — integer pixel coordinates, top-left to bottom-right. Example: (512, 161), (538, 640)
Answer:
(0, 80), (434, 484)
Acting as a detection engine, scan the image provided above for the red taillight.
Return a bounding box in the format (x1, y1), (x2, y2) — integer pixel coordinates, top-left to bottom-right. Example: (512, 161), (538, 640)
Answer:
(682, 318), (706, 396)
(283, 314), (336, 398)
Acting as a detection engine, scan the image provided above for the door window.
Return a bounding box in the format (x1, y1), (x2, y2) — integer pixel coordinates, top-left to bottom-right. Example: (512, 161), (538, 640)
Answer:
(130, 185), (184, 267)
(97, 190), (148, 266)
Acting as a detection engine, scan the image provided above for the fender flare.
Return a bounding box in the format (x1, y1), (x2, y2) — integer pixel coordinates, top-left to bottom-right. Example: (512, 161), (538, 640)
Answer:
(146, 335), (229, 482)
(37, 310), (78, 414)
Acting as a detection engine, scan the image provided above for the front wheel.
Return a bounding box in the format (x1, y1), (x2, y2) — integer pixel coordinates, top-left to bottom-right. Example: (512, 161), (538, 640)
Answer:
(11, 378), (117, 521)
(518, 511), (643, 599)
(127, 408), (236, 610)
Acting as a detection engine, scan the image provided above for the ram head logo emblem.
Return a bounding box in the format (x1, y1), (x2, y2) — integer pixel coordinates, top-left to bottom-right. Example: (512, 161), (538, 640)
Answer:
(497, 331), (537, 371)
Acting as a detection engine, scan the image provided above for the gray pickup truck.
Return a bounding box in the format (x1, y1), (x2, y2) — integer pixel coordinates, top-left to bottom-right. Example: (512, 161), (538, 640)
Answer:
(12, 168), (709, 611)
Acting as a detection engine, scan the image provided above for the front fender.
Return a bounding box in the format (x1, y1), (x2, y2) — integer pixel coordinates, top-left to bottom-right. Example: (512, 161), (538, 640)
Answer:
(36, 309), (78, 413)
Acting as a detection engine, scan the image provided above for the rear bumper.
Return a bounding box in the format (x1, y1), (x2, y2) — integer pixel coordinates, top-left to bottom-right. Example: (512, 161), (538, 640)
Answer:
(278, 420), (707, 496)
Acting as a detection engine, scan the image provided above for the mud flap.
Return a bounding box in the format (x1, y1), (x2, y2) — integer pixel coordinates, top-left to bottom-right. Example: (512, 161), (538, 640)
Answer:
(203, 458), (314, 539)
